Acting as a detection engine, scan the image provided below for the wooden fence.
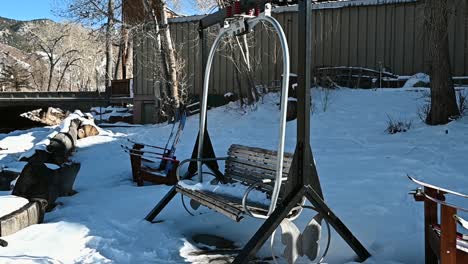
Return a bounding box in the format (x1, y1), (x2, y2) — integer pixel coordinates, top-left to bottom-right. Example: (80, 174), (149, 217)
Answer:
(132, 0), (468, 122)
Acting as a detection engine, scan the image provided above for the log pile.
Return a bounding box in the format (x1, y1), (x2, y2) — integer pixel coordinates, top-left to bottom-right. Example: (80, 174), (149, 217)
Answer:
(20, 107), (69, 126)
(15, 111), (100, 211)
(0, 111), (102, 243)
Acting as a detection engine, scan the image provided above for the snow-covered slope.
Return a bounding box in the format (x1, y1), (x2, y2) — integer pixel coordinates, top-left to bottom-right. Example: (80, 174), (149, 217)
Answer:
(0, 88), (467, 263)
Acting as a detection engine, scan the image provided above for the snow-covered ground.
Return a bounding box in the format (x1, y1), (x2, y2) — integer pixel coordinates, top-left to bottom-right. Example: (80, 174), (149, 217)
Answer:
(0, 88), (467, 264)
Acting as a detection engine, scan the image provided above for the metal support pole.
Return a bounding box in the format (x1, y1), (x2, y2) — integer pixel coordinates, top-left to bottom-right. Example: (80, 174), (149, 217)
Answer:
(297, 0), (312, 183)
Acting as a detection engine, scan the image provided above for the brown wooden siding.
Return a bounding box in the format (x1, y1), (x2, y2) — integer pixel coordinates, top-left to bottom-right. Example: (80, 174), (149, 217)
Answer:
(133, 0), (468, 98)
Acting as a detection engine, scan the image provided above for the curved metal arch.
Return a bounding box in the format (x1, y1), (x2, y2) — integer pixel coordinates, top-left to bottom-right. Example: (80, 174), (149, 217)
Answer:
(197, 15), (291, 217)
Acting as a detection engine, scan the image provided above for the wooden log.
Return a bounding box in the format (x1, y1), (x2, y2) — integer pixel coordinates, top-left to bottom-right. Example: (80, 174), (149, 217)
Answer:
(20, 118), (81, 165)
(46, 119), (80, 164)
(12, 163), (59, 211)
(12, 162), (80, 211)
(20, 107), (68, 126)
(0, 201), (45, 237)
(78, 124), (99, 139)
(0, 170), (19, 191)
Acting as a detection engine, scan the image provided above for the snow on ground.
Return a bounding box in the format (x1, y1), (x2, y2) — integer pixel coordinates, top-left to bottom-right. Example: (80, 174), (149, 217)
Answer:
(0, 195), (29, 217)
(0, 88), (467, 264)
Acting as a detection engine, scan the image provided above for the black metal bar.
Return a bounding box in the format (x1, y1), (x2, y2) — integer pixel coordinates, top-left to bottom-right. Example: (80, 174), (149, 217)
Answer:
(232, 187), (305, 264)
(187, 131), (225, 182)
(144, 186), (178, 222)
(304, 185), (371, 262)
(297, 0), (312, 187)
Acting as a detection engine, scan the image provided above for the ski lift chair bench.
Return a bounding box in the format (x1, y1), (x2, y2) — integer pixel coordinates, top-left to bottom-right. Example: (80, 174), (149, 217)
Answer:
(411, 179), (468, 264)
(176, 144), (295, 222)
(144, 2), (371, 263)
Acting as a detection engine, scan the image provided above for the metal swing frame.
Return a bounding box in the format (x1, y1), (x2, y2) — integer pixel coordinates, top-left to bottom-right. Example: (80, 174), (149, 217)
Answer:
(144, 1), (371, 263)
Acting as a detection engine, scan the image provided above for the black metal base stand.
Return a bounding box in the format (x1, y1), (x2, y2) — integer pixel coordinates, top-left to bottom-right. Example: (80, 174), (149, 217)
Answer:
(232, 185), (371, 264)
(145, 130), (223, 222)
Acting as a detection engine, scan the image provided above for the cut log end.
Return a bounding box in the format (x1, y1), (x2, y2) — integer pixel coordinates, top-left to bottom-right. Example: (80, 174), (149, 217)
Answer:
(78, 125), (99, 139)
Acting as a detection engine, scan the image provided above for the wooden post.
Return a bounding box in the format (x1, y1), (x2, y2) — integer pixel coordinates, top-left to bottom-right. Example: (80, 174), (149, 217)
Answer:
(440, 204), (457, 264)
(130, 144), (144, 185)
(424, 187), (439, 264)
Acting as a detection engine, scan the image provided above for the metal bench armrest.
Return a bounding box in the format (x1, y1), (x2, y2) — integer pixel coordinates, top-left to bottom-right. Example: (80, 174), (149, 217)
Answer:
(176, 157), (228, 181)
(242, 179), (272, 219)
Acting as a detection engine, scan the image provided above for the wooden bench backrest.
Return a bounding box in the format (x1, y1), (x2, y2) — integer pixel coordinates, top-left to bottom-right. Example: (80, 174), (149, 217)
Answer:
(225, 144), (293, 195)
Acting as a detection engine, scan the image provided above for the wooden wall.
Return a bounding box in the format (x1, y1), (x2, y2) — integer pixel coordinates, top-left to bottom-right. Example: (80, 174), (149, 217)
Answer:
(132, 0), (468, 122)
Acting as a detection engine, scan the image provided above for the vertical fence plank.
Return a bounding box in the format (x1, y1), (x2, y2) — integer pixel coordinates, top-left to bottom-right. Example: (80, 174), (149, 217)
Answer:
(340, 7), (350, 66)
(366, 6), (376, 69)
(375, 4), (386, 72)
(323, 9), (333, 66)
(357, 6), (368, 67)
(413, 3), (425, 74)
(403, 3), (415, 74)
(393, 4), (405, 74)
(349, 6), (359, 66)
(331, 8), (341, 66)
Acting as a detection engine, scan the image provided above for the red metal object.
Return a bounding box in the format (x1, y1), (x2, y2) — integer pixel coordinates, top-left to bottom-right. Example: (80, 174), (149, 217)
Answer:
(254, 5), (260, 16)
(234, 0), (241, 15)
(226, 5), (233, 18)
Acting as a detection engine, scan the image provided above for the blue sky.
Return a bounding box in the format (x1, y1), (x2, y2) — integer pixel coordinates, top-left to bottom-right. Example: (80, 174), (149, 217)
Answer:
(0, 0), (205, 22)
(0, 0), (59, 21)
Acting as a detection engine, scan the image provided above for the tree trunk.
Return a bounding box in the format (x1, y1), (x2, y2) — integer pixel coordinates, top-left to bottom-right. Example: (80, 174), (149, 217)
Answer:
(122, 26), (130, 79)
(425, 0), (459, 125)
(158, 0), (180, 109)
(47, 59), (54, 92)
(105, 0), (115, 89)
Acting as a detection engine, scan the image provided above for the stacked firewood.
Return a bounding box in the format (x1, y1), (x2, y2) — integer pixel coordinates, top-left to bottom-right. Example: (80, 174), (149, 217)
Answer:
(0, 111), (101, 243)
(14, 111), (100, 211)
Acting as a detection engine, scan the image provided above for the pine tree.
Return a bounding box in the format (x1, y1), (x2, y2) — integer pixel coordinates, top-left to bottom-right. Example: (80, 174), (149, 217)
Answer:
(0, 62), (30, 91)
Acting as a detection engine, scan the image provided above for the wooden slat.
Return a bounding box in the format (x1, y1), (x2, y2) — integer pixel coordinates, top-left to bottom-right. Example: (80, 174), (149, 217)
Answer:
(227, 156), (291, 173)
(366, 5), (377, 69)
(228, 150), (292, 166)
(414, 4), (425, 74)
(177, 187), (242, 221)
(440, 205), (457, 264)
(323, 9), (333, 66)
(357, 6), (368, 67)
(176, 186), (269, 222)
(331, 8), (341, 66)
(315, 10), (324, 67)
(403, 3), (415, 74)
(394, 4), (405, 74)
(229, 144), (294, 159)
(226, 161), (289, 176)
(348, 6), (359, 66)
(340, 7), (350, 66)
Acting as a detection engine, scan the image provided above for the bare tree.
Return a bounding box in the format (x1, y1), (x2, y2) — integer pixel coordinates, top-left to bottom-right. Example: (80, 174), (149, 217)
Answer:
(140, 0), (183, 113)
(54, 0), (123, 88)
(424, 0), (460, 125)
(213, 0), (260, 106)
(29, 25), (81, 91)
(56, 54), (81, 91)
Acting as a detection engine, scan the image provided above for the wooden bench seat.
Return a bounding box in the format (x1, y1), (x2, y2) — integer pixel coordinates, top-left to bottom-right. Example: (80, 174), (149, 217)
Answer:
(176, 186), (269, 222)
(176, 144), (294, 222)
